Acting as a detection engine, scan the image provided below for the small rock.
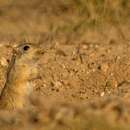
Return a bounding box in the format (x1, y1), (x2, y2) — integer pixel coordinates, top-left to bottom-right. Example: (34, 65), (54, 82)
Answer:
(100, 92), (105, 97)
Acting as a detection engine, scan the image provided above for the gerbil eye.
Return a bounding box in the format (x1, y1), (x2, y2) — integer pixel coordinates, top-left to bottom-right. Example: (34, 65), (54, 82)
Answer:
(23, 45), (30, 51)
(17, 43), (32, 53)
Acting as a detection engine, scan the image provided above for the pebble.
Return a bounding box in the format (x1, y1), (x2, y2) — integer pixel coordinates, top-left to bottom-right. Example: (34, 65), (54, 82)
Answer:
(100, 92), (105, 97)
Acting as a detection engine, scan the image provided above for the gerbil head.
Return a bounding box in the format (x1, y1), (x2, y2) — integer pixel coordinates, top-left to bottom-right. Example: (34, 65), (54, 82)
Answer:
(13, 43), (40, 64)
(11, 43), (41, 80)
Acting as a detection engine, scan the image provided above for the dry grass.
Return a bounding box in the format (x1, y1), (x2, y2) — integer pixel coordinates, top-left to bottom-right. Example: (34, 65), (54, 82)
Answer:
(0, 0), (129, 43)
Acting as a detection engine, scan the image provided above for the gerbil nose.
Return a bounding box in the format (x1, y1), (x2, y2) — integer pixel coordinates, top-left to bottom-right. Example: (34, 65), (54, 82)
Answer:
(32, 49), (44, 62)
(36, 49), (45, 55)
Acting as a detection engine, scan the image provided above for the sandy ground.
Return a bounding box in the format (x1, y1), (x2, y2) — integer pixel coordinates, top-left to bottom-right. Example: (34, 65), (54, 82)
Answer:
(0, 0), (130, 130)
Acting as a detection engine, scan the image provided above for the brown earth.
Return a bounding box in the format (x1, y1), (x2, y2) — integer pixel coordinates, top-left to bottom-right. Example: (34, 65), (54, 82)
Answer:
(0, 0), (130, 130)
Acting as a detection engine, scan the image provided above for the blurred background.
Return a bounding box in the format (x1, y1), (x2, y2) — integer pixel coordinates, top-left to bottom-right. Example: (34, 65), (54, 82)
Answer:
(0, 0), (129, 44)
